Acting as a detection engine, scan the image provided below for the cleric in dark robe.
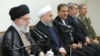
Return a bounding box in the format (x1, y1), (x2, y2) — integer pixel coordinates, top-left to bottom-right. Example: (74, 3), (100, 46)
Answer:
(2, 4), (43, 56)
(30, 5), (67, 56)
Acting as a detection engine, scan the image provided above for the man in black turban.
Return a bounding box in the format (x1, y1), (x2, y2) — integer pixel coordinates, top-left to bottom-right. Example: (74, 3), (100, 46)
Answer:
(9, 4), (30, 21)
(2, 4), (44, 56)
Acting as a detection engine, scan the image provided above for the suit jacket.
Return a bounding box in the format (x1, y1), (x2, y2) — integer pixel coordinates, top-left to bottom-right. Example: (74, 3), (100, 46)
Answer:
(53, 16), (79, 45)
(67, 15), (87, 43)
(30, 21), (64, 54)
(78, 15), (96, 39)
(2, 26), (39, 56)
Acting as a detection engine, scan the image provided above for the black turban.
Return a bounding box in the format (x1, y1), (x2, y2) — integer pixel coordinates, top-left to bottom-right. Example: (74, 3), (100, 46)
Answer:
(9, 4), (30, 21)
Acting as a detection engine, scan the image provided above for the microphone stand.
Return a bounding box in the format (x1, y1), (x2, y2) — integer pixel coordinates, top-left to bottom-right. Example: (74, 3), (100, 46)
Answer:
(12, 44), (36, 51)
(66, 30), (73, 56)
(33, 27), (50, 46)
(55, 21), (73, 56)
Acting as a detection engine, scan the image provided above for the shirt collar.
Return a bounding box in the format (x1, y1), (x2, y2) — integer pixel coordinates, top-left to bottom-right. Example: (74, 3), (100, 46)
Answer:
(72, 16), (77, 19)
(61, 19), (66, 25)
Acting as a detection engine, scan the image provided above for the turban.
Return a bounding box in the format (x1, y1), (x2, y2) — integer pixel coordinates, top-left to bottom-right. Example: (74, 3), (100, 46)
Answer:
(37, 5), (52, 18)
(9, 4), (30, 21)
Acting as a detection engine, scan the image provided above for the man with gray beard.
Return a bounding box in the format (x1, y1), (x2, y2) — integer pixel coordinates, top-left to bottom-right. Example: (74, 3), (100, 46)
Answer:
(30, 5), (67, 56)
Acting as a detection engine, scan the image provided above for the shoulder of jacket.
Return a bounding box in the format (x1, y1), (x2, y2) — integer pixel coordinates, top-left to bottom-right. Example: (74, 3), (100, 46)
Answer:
(86, 16), (90, 19)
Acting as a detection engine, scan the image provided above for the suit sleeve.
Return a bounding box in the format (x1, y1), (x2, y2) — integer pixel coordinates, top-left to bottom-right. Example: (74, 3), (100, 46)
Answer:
(73, 30), (86, 43)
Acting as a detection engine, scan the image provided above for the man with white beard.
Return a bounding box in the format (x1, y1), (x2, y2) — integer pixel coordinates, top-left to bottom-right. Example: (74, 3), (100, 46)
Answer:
(2, 4), (44, 56)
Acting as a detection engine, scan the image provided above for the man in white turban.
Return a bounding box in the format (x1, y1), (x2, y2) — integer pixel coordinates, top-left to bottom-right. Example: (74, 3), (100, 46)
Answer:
(31, 5), (67, 56)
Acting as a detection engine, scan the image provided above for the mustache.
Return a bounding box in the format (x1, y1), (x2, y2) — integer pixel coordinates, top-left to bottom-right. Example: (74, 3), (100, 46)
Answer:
(64, 14), (68, 16)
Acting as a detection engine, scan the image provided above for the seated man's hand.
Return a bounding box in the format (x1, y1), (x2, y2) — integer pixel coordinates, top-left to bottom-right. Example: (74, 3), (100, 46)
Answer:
(39, 51), (44, 56)
(85, 37), (90, 44)
(77, 43), (82, 49)
(72, 43), (78, 49)
(59, 47), (67, 56)
(93, 39), (99, 44)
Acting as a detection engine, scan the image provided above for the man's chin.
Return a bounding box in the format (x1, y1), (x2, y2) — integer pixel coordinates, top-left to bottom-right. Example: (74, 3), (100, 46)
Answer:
(63, 17), (67, 19)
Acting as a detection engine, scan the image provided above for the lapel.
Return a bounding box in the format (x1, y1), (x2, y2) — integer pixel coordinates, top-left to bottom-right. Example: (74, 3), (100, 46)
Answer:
(55, 16), (68, 25)
(55, 16), (71, 25)
(68, 15), (81, 28)
(68, 15), (86, 35)
(55, 16), (63, 23)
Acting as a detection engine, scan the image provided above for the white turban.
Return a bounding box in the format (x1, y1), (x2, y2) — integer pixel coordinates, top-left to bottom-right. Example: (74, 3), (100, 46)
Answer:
(37, 5), (52, 18)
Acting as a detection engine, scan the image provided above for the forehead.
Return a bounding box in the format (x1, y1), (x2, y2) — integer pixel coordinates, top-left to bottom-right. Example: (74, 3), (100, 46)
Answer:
(82, 5), (87, 8)
(73, 5), (78, 8)
(60, 6), (68, 10)
(19, 14), (30, 19)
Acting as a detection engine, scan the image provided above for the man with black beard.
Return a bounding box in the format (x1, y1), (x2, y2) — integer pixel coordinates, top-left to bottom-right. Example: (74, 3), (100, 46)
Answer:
(30, 5), (67, 56)
(2, 4), (43, 56)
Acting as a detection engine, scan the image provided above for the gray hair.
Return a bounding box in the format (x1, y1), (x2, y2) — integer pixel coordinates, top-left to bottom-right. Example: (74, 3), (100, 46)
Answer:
(67, 2), (78, 9)
(78, 3), (87, 9)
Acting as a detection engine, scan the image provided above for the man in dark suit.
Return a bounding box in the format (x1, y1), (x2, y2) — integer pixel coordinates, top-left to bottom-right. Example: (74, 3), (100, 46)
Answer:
(30, 5), (67, 56)
(53, 3), (89, 56)
(67, 2), (100, 56)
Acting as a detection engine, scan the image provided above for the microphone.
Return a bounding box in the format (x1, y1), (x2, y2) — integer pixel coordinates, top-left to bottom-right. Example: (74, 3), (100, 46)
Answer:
(33, 28), (44, 42)
(34, 27), (48, 38)
(58, 22), (72, 29)
(33, 27), (50, 46)
(33, 30), (43, 39)
(54, 21), (73, 31)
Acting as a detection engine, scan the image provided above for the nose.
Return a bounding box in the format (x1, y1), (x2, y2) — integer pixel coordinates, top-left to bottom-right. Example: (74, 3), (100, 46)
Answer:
(65, 12), (68, 15)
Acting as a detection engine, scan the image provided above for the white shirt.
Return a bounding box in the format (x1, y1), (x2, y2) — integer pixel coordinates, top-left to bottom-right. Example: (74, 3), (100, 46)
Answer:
(12, 22), (21, 34)
(61, 19), (66, 25)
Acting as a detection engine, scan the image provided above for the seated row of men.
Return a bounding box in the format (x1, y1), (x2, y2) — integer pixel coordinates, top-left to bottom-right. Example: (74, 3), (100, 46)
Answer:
(2, 2), (100, 56)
